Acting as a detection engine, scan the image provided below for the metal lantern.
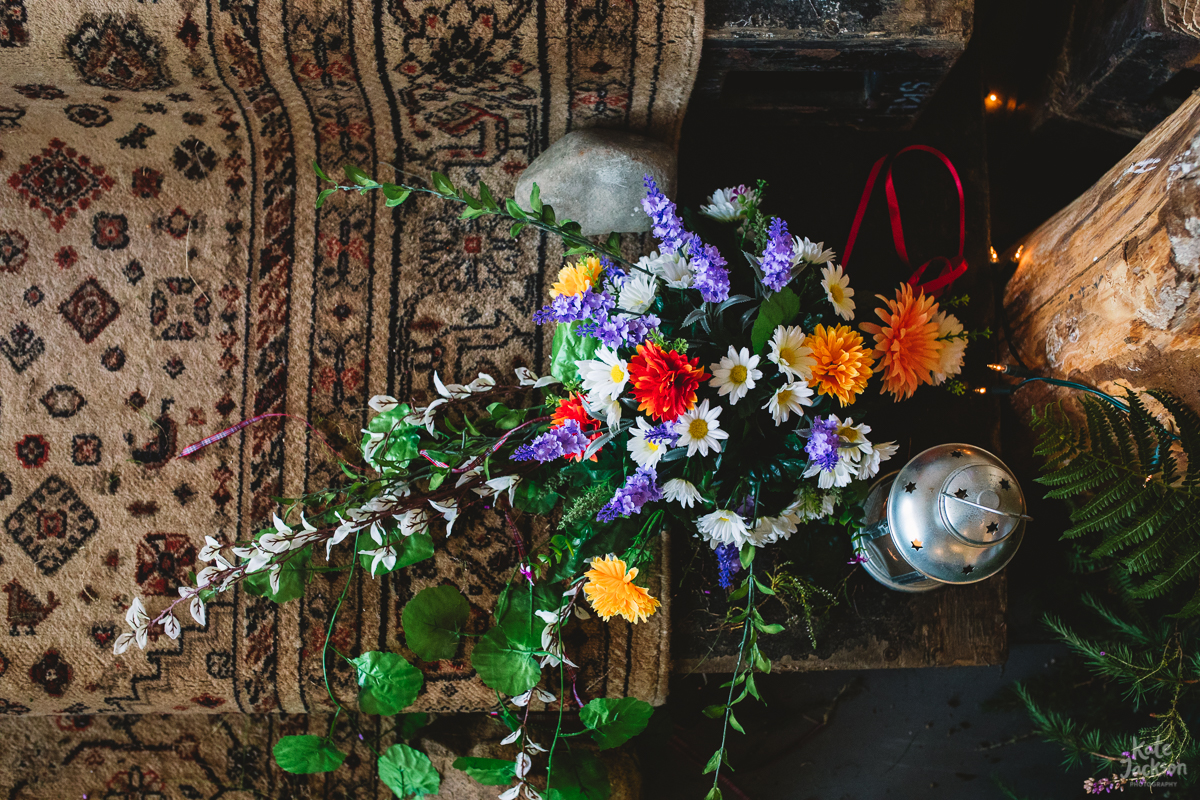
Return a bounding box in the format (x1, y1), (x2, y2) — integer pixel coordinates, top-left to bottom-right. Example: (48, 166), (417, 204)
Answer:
(859, 443), (1031, 592)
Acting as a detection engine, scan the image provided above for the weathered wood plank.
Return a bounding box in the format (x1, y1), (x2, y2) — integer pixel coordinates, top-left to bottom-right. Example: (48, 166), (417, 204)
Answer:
(697, 0), (973, 128)
(1003, 91), (1200, 415)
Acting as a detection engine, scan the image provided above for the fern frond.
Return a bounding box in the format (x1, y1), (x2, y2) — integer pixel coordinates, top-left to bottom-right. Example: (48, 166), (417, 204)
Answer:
(1125, 541), (1200, 599)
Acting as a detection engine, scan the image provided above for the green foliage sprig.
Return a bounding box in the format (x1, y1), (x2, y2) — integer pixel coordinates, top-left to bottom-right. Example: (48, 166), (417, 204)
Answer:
(1032, 389), (1200, 615)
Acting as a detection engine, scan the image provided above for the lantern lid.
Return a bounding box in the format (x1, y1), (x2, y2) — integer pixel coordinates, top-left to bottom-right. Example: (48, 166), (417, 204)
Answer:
(886, 443), (1027, 584)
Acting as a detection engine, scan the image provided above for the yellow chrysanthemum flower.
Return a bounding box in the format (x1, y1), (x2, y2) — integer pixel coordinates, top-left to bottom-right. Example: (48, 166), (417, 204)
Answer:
(583, 555), (661, 624)
(803, 323), (874, 407)
(550, 255), (604, 297)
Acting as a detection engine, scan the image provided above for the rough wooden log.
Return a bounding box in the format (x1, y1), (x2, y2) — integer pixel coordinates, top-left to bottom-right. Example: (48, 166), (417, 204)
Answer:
(1003, 91), (1200, 417)
(1044, 0), (1200, 138)
(698, 0), (973, 129)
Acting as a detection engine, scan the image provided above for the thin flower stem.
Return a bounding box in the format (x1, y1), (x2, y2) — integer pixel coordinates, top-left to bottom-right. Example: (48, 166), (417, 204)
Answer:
(322, 529), (362, 711)
(712, 562), (754, 794)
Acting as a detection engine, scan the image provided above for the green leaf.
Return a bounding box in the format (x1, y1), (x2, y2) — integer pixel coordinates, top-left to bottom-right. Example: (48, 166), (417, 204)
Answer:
(514, 478), (560, 515)
(312, 160), (332, 183)
(530, 183), (543, 214)
(273, 735), (346, 774)
(496, 583), (559, 651)
(395, 712), (430, 739)
(728, 712), (745, 734)
(705, 788), (724, 800)
(702, 748), (724, 775)
(363, 404), (422, 470)
(754, 621), (784, 635)
(739, 546), (755, 569)
(546, 748), (611, 800)
(750, 287), (801, 353)
(470, 627), (540, 696)
(344, 164), (374, 187)
(580, 697), (655, 749)
(351, 651), (423, 715)
(244, 545), (312, 603)
(550, 320), (601, 384)
(316, 187), (337, 209)
(452, 756), (516, 786)
(510, 221), (526, 238)
(702, 704), (725, 719)
(487, 401), (528, 431)
(431, 171), (456, 196)
(382, 183), (412, 207)
(479, 181), (499, 210)
(505, 198), (527, 219)
(358, 531), (435, 575)
(403, 585), (470, 661)
(378, 743), (441, 799)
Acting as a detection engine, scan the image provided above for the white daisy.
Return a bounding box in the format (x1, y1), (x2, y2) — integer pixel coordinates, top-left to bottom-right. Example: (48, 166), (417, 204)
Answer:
(576, 347), (628, 403)
(709, 346), (762, 405)
(856, 440), (898, 480)
(628, 417), (669, 468)
(834, 416), (874, 457)
(748, 514), (798, 547)
(767, 325), (816, 381)
(803, 454), (856, 489)
(763, 382), (814, 425)
(932, 310), (966, 385)
(663, 478), (704, 509)
(700, 187), (746, 222)
(673, 399), (728, 457)
(792, 236), (836, 266)
(637, 250), (692, 289)
(820, 263), (856, 321)
(618, 271), (658, 314)
(696, 508), (751, 549)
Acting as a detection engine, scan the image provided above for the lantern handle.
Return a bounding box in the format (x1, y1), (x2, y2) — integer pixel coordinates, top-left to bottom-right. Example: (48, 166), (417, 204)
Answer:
(940, 492), (1034, 521)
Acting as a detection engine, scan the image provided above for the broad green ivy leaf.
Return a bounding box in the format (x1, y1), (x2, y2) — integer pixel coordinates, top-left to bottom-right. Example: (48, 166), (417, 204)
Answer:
(351, 651), (423, 715)
(495, 583), (559, 651)
(402, 585), (469, 661)
(378, 743), (440, 799)
(344, 164), (374, 187)
(273, 735), (346, 774)
(550, 321), (600, 384)
(358, 531), (434, 576)
(470, 628), (540, 696)
(381, 183), (412, 207)
(452, 756), (516, 786)
(431, 171), (457, 197)
(750, 287), (801, 354)
(579, 697), (655, 750)
(244, 545), (312, 603)
(363, 405), (422, 470)
(546, 748), (611, 800)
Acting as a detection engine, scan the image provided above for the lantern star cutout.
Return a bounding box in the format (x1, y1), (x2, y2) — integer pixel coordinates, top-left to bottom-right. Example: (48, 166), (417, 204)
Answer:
(910, 539), (922, 550)
(954, 488), (969, 499)
(961, 564), (974, 574)
(999, 479), (1011, 490)
(951, 449), (964, 458)
(986, 522), (999, 533)
(904, 481), (917, 493)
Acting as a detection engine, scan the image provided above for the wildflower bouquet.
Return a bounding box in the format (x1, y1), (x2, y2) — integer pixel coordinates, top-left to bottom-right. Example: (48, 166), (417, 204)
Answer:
(111, 160), (975, 800)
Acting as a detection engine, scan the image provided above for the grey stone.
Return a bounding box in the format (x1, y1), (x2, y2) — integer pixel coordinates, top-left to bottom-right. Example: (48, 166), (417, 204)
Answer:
(515, 129), (677, 237)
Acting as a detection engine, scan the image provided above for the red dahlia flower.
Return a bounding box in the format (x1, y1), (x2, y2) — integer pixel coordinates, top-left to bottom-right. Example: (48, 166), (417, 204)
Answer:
(551, 393), (604, 461)
(627, 341), (708, 422)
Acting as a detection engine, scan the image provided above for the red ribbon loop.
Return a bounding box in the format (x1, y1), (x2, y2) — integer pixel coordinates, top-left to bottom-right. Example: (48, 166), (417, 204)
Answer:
(842, 145), (967, 297)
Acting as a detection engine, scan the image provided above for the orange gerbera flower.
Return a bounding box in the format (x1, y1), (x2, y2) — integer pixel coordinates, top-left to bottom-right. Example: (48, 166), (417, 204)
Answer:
(583, 555), (661, 624)
(550, 255), (603, 297)
(803, 323), (874, 407)
(859, 283), (943, 400)
(627, 341), (708, 422)
(551, 393), (603, 461)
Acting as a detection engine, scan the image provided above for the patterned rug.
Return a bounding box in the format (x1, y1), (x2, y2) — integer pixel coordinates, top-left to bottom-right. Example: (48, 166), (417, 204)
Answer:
(0, 0), (701, 723)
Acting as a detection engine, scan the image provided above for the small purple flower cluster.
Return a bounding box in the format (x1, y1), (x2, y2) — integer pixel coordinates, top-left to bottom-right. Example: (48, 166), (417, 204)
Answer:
(578, 312), (661, 348)
(642, 175), (731, 304)
(805, 416), (841, 472)
(597, 466), (664, 522)
(689, 241), (730, 303)
(600, 254), (626, 288)
(642, 175), (688, 254)
(761, 217), (794, 292)
(1082, 775), (1131, 794)
(512, 420), (591, 463)
(644, 422), (679, 446)
(532, 287), (615, 326)
(715, 543), (741, 589)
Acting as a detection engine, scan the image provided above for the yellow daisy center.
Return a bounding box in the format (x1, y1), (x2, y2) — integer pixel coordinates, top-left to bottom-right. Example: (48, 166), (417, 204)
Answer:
(647, 441), (659, 452)
(777, 389), (794, 405)
(730, 364), (748, 383)
(779, 345), (799, 366)
(829, 282), (845, 303)
(688, 418), (709, 439)
(610, 364), (625, 382)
